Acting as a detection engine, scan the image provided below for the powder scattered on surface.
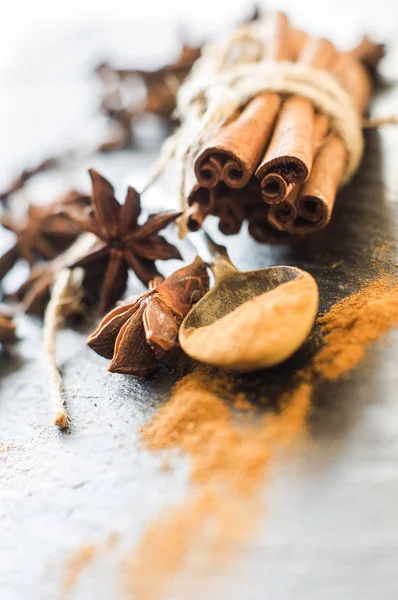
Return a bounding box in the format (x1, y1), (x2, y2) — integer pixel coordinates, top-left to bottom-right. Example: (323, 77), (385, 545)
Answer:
(126, 275), (398, 600)
(62, 544), (97, 596)
(62, 533), (119, 596)
(106, 531), (119, 551)
(126, 373), (312, 600)
(313, 277), (398, 379)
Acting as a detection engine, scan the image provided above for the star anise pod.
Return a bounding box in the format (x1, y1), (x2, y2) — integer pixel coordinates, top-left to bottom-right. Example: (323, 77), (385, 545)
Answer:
(69, 169), (182, 313)
(0, 190), (90, 282)
(96, 42), (201, 151)
(104, 42), (201, 85)
(0, 307), (17, 345)
(87, 256), (209, 376)
(12, 245), (104, 317)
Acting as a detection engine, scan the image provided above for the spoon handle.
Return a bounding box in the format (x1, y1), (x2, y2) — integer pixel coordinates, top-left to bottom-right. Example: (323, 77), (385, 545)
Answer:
(187, 231), (238, 280)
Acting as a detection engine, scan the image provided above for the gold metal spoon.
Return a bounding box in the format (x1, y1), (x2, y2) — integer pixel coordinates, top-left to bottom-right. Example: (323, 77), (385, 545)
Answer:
(179, 234), (319, 371)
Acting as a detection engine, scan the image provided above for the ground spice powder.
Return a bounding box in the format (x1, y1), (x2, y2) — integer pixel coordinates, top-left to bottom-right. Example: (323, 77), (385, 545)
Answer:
(314, 277), (398, 379)
(126, 375), (312, 600)
(62, 544), (97, 596)
(125, 275), (398, 600)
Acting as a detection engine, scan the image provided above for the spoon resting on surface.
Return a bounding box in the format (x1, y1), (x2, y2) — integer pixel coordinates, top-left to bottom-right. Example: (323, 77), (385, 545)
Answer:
(179, 234), (319, 371)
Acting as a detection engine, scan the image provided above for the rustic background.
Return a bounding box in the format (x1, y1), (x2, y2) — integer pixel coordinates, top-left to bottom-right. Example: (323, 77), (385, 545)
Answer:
(1, 1), (398, 599)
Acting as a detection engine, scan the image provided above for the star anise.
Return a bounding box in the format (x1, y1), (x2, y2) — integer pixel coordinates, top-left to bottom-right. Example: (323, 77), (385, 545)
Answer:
(96, 42), (201, 151)
(0, 190), (90, 282)
(87, 256), (209, 376)
(12, 245), (105, 317)
(0, 307), (17, 345)
(69, 169), (182, 313)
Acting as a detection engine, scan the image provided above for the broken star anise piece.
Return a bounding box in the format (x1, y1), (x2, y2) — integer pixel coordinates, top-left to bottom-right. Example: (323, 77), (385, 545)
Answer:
(96, 41), (201, 149)
(0, 307), (17, 345)
(0, 190), (90, 282)
(87, 256), (209, 376)
(12, 249), (106, 317)
(69, 169), (182, 314)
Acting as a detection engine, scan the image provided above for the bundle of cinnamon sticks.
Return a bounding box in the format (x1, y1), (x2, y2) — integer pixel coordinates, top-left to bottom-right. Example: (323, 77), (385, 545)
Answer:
(180, 12), (384, 242)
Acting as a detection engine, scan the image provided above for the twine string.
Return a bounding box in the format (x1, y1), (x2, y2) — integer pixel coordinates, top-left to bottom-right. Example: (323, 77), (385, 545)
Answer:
(43, 233), (96, 429)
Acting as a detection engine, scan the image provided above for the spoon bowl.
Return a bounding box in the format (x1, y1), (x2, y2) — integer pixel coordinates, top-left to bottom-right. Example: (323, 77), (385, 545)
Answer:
(179, 236), (319, 371)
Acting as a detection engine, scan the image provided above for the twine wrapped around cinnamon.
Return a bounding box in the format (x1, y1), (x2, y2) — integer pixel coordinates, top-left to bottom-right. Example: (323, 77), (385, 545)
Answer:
(142, 12), (385, 241)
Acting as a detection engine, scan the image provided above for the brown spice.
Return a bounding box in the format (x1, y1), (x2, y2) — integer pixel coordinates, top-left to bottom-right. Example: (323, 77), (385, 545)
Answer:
(126, 275), (398, 599)
(126, 372), (311, 599)
(69, 169), (182, 313)
(61, 533), (119, 596)
(87, 257), (209, 375)
(314, 277), (398, 380)
(62, 544), (97, 596)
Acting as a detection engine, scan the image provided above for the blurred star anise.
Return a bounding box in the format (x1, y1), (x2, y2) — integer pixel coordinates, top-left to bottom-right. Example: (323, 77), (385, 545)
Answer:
(0, 190), (90, 282)
(12, 243), (106, 317)
(87, 256), (209, 376)
(96, 42), (202, 146)
(69, 169), (182, 313)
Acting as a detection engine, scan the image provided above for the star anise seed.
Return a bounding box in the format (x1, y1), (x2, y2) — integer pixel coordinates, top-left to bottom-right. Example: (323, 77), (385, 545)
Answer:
(87, 256), (209, 376)
(69, 169), (182, 313)
(0, 190), (90, 282)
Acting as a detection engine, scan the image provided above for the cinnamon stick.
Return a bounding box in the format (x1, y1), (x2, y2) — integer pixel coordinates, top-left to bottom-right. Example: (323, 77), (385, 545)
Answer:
(193, 12), (291, 190)
(209, 185), (248, 235)
(351, 35), (385, 72)
(185, 201), (212, 232)
(268, 111), (329, 231)
(332, 52), (372, 115)
(256, 37), (338, 203)
(291, 134), (346, 232)
(177, 14), (384, 241)
(247, 204), (304, 244)
(284, 49), (375, 233)
(267, 186), (299, 229)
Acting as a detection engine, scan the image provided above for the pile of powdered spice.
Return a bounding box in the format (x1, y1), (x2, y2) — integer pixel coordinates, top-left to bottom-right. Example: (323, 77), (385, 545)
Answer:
(120, 274), (398, 600)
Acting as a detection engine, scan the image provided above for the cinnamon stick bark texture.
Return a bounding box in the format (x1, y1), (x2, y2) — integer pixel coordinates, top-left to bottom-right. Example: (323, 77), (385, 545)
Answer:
(285, 50), (374, 233)
(193, 12), (291, 192)
(255, 96), (315, 185)
(291, 135), (346, 232)
(269, 112), (330, 231)
(256, 37), (338, 205)
(172, 12), (384, 240)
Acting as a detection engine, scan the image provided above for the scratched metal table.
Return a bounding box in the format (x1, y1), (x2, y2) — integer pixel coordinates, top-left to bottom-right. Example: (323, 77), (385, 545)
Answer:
(1, 2), (398, 599)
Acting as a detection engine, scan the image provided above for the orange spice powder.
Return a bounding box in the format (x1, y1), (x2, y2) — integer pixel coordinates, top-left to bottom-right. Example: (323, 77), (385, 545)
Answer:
(62, 544), (98, 596)
(126, 375), (311, 600)
(61, 533), (118, 596)
(314, 277), (398, 379)
(125, 274), (398, 599)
